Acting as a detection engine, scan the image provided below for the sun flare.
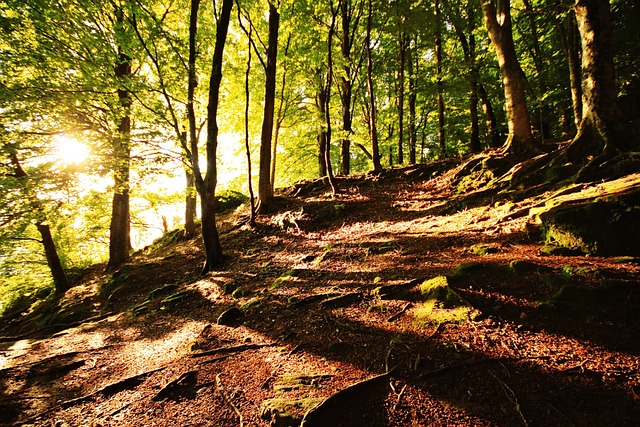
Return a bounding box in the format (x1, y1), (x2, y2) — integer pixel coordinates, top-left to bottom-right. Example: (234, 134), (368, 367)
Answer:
(54, 135), (89, 166)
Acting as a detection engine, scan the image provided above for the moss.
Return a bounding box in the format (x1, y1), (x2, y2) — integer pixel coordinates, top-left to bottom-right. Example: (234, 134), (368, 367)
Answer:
(470, 244), (499, 255)
(414, 276), (480, 326)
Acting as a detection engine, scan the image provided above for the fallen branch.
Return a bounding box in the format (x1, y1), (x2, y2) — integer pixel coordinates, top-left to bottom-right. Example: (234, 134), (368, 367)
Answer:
(300, 370), (392, 426)
(190, 342), (276, 358)
(387, 302), (412, 322)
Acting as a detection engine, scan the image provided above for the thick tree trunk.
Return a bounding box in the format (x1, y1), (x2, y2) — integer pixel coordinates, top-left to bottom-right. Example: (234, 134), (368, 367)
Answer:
(366, 0), (382, 172)
(36, 222), (70, 294)
(568, 0), (637, 158)
(107, 16), (132, 272)
(257, 3), (279, 214)
(481, 0), (535, 154)
(199, 0), (233, 273)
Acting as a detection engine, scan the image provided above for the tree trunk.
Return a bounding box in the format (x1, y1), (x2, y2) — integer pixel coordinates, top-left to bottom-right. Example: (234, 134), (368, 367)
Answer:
(338, 0), (355, 176)
(522, 0), (551, 139)
(6, 150), (70, 294)
(107, 6), (132, 272)
(481, 0), (535, 154)
(407, 39), (417, 164)
(477, 83), (501, 147)
(435, 0), (446, 157)
(366, 0), (382, 172)
(447, 1), (482, 153)
(568, 0), (638, 159)
(324, 6), (338, 195)
(396, 30), (406, 165)
(561, 9), (583, 131)
(198, 0), (234, 273)
(244, 23), (256, 227)
(184, 169), (197, 237)
(257, 3), (279, 214)
(36, 222), (70, 294)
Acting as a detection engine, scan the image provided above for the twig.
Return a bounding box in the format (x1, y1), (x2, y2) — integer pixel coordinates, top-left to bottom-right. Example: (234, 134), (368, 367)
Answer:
(490, 372), (529, 427)
(427, 322), (445, 339)
(392, 383), (408, 412)
(216, 374), (244, 427)
(387, 302), (412, 322)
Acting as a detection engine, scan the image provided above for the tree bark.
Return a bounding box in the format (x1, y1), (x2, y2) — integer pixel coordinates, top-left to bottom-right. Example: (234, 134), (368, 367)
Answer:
(184, 168), (197, 237)
(257, 2), (279, 213)
(107, 5), (132, 272)
(198, 0), (234, 273)
(481, 0), (535, 154)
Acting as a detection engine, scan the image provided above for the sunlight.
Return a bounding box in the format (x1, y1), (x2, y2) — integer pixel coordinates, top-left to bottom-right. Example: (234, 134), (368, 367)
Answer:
(54, 134), (89, 166)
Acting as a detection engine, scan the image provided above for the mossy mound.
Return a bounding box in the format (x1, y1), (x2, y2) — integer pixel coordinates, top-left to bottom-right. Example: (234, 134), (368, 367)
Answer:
(414, 276), (480, 325)
(539, 187), (640, 256)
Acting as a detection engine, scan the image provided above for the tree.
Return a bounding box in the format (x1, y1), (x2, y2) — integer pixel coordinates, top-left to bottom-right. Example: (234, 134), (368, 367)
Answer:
(365, 0), (382, 171)
(481, 0), (536, 154)
(191, 0), (234, 273)
(567, 0), (638, 160)
(1, 142), (70, 294)
(107, 3), (133, 272)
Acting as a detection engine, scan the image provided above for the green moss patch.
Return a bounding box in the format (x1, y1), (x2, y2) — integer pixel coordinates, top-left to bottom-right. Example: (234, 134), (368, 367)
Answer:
(414, 276), (480, 325)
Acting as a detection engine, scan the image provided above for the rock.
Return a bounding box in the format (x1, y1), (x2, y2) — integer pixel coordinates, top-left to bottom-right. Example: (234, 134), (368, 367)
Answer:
(470, 244), (500, 255)
(539, 187), (640, 256)
(451, 261), (488, 276)
(216, 307), (243, 326)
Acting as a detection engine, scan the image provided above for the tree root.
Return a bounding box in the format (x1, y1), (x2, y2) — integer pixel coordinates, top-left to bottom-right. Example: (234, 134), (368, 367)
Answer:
(387, 302), (412, 322)
(23, 366), (165, 423)
(189, 342), (276, 358)
(300, 370), (392, 426)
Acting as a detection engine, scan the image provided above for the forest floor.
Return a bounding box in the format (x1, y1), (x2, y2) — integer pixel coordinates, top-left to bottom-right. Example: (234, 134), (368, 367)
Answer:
(1, 155), (639, 427)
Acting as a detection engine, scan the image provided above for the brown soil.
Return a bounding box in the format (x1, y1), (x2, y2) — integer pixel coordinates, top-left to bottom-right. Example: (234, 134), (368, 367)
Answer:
(1, 162), (639, 427)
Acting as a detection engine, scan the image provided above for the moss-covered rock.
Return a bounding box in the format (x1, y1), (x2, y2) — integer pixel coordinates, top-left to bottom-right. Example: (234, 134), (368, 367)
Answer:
(260, 397), (324, 427)
(539, 187), (640, 255)
(414, 276), (480, 325)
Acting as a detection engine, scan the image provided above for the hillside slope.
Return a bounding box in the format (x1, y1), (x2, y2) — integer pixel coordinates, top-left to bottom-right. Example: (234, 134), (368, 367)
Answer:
(1, 159), (639, 427)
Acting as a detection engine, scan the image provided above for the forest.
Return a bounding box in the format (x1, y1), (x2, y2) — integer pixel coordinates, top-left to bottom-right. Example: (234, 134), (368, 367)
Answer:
(1, 0), (639, 426)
